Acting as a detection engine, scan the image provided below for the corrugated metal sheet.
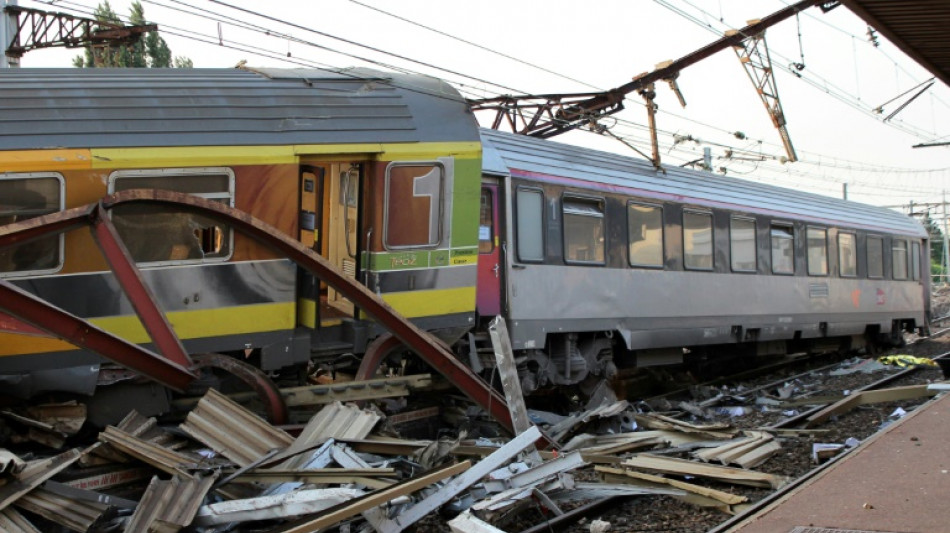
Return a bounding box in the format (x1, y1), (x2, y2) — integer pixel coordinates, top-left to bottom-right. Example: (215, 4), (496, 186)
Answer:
(0, 67), (478, 150)
(99, 427), (196, 479)
(0, 508), (40, 533)
(14, 488), (109, 533)
(481, 129), (926, 237)
(125, 475), (215, 532)
(180, 388), (294, 467)
(843, 0), (950, 88)
(283, 402), (381, 469)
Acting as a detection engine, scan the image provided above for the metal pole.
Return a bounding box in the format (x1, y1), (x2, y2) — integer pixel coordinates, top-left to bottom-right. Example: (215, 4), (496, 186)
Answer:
(1, 0), (18, 68)
(943, 190), (949, 284)
(842, 183), (848, 200)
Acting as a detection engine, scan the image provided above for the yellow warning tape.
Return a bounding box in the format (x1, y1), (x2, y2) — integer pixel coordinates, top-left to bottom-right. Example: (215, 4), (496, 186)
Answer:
(877, 355), (938, 368)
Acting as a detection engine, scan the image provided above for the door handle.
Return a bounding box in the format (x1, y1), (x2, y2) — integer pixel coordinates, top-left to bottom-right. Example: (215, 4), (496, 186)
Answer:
(492, 264), (500, 278)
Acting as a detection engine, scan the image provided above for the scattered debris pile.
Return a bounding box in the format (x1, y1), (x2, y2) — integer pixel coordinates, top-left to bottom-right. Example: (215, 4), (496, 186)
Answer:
(0, 387), (799, 533)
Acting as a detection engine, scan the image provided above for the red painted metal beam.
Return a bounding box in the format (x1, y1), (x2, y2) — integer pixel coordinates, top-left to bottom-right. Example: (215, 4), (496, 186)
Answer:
(0, 279), (196, 391)
(89, 203), (192, 369)
(0, 310), (50, 336)
(102, 189), (518, 435)
(0, 204), (94, 250)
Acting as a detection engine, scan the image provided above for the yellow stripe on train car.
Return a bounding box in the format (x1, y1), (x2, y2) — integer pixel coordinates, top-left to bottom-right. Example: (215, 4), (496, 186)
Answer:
(380, 286), (476, 318)
(88, 142), (480, 169)
(0, 149), (93, 171)
(0, 302), (296, 357)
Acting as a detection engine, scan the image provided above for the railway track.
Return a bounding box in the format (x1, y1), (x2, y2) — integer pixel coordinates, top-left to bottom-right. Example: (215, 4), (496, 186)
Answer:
(501, 331), (950, 533)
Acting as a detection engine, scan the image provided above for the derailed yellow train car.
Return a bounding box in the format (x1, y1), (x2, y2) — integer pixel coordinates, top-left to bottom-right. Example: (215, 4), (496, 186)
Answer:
(0, 67), (482, 400)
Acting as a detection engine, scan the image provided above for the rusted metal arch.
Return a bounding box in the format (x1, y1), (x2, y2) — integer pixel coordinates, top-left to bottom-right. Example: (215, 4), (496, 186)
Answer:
(0, 190), (517, 434)
(100, 189), (517, 435)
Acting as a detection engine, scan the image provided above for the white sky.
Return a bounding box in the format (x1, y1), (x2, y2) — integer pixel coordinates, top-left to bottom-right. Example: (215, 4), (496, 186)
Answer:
(10, 0), (950, 216)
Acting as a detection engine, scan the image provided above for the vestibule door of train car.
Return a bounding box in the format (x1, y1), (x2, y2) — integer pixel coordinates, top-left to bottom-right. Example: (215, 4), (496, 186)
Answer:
(477, 180), (503, 317)
(325, 163), (361, 316)
(297, 162), (361, 328)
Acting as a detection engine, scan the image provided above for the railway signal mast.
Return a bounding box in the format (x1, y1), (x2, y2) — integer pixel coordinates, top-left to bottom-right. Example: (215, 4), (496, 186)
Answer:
(1, 1), (155, 68)
(470, 0), (837, 167)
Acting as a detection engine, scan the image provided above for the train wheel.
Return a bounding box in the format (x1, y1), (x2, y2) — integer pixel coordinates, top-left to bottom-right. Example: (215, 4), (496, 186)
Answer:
(189, 353), (288, 425)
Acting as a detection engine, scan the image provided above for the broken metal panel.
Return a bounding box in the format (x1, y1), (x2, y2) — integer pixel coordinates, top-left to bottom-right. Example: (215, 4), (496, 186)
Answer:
(43, 481), (137, 510)
(224, 468), (397, 489)
(0, 447), (84, 512)
(193, 487), (364, 526)
(98, 427), (195, 480)
(292, 401), (380, 448)
(24, 401), (86, 434)
(0, 449), (25, 475)
(448, 511), (509, 533)
(548, 481), (684, 501)
(124, 475), (215, 533)
(273, 461), (470, 533)
(179, 388), (293, 467)
(14, 487), (111, 533)
(376, 425), (543, 533)
(0, 507), (40, 533)
(483, 450), (587, 494)
(488, 316), (543, 467)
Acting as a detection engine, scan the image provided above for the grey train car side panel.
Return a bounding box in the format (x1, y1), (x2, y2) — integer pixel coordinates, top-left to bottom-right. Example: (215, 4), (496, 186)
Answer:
(481, 129), (927, 352)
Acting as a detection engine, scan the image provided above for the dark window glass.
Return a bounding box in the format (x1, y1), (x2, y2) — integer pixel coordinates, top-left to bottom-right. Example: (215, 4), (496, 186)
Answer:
(684, 211), (713, 270)
(563, 197), (605, 264)
(628, 203), (663, 267)
(516, 188), (544, 262)
(867, 236), (884, 278)
(0, 176), (62, 274)
(807, 227), (828, 276)
(771, 224), (794, 274)
(384, 164), (443, 248)
(730, 217), (756, 272)
(892, 239), (908, 280)
(479, 189), (494, 254)
(839, 233), (857, 277)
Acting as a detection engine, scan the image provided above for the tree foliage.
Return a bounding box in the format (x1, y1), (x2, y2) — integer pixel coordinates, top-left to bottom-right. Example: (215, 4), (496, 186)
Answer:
(73, 1), (190, 68)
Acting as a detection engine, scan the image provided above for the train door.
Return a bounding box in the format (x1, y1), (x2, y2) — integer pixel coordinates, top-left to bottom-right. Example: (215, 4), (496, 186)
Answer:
(297, 166), (324, 329)
(325, 163), (360, 316)
(477, 180), (504, 317)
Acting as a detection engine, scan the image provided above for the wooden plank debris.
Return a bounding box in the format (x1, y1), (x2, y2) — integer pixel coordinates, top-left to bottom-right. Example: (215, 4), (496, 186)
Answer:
(621, 453), (789, 489)
(0, 449), (25, 475)
(489, 316), (543, 466)
(597, 466), (748, 505)
(634, 413), (737, 439)
(172, 374), (434, 409)
(180, 388), (294, 467)
(805, 384), (937, 428)
(449, 510), (509, 533)
(269, 461), (470, 533)
(692, 431), (781, 468)
(550, 400), (632, 442)
(223, 467), (397, 489)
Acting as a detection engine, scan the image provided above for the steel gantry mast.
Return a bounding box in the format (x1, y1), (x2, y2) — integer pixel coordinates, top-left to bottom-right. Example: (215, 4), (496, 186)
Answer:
(1, 2), (155, 67)
(469, 0), (834, 166)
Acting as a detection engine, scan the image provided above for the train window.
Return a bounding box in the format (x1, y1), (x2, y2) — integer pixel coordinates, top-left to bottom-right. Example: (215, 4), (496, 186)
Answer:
(627, 203), (663, 267)
(729, 217), (756, 272)
(0, 173), (64, 276)
(479, 189), (494, 254)
(911, 241), (921, 281)
(563, 196), (605, 265)
(892, 239), (908, 280)
(384, 163), (444, 249)
(867, 236), (884, 278)
(109, 168), (234, 264)
(807, 227), (828, 276)
(683, 211), (713, 270)
(515, 188), (544, 262)
(838, 233), (857, 277)
(770, 224), (794, 274)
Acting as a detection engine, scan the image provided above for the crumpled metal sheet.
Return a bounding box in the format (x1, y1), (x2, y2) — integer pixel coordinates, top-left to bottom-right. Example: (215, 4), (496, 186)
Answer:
(180, 388), (293, 467)
(125, 475), (215, 532)
(0, 507), (40, 533)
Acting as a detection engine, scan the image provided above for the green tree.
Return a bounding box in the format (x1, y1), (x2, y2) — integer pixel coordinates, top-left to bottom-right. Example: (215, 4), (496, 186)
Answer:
(73, 1), (190, 68)
(922, 213), (948, 283)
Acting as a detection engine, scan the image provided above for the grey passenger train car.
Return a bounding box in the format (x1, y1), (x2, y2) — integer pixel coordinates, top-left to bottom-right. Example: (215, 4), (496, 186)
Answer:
(475, 129), (929, 392)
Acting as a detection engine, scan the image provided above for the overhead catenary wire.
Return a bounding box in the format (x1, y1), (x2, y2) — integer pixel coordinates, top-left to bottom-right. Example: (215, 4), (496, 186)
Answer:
(20, 0), (949, 205)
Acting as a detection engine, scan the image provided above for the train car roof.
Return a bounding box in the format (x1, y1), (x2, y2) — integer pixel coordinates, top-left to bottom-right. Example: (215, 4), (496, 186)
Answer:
(0, 67), (479, 149)
(481, 128), (926, 238)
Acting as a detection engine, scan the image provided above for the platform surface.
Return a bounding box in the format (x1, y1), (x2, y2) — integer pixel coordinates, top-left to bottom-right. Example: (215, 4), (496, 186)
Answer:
(726, 390), (950, 533)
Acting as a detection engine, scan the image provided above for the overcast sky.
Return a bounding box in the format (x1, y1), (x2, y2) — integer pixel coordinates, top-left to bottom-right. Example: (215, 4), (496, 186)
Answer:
(9, 0), (950, 215)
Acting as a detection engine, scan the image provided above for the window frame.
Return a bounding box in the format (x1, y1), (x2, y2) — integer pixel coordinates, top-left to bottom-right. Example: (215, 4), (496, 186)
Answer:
(514, 186), (545, 263)
(682, 209), (714, 271)
(911, 241), (921, 281)
(770, 222), (795, 275)
(729, 215), (757, 273)
(626, 201), (664, 269)
(561, 194), (606, 266)
(108, 167), (236, 266)
(892, 238), (908, 280)
(806, 226), (829, 277)
(0, 172), (66, 277)
(838, 232), (857, 278)
(382, 161), (445, 251)
(867, 235), (885, 279)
